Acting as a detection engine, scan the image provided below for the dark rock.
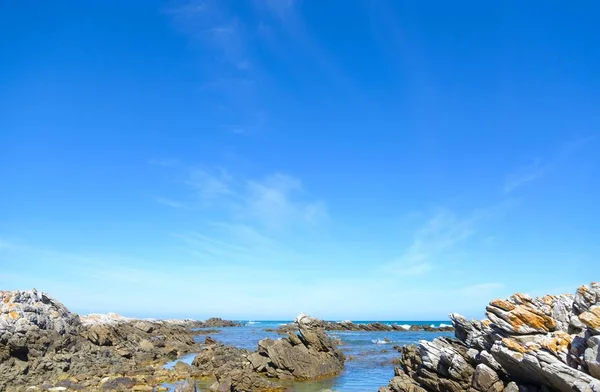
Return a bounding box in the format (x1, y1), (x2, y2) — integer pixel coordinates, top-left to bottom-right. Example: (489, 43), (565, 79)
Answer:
(101, 377), (136, 391)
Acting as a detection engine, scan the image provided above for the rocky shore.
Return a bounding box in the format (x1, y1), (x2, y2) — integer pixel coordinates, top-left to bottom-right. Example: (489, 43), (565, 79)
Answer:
(0, 289), (237, 391)
(380, 282), (600, 392)
(267, 321), (454, 334)
(191, 313), (345, 391)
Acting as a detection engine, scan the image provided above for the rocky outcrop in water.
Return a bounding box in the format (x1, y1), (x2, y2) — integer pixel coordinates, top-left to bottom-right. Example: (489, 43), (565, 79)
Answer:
(268, 321), (453, 334)
(250, 313), (345, 380)
(380, 282), (600, 392)
(193, 313), (345, 391)
(0, 288), (237, 391)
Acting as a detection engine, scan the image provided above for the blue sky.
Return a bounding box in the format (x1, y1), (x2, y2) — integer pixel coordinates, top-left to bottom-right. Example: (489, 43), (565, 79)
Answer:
(1, 0), (599, 320)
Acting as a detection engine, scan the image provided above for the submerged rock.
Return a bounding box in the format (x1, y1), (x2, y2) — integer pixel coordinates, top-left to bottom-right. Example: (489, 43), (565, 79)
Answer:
(381, 281), (600, 392)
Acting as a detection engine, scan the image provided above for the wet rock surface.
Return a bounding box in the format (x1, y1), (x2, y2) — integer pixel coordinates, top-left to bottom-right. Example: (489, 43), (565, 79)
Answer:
(380, 282), (600, 392)
(0, 289), (239, 391)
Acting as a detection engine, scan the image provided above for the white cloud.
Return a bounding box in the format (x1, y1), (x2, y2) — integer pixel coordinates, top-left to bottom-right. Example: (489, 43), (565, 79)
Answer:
(381, 202), (513, 277)
(184, 167), (232, 199)
(158, 164), (327, 230)
(245, 173), (327, 228)
(503, 136), (596, 195)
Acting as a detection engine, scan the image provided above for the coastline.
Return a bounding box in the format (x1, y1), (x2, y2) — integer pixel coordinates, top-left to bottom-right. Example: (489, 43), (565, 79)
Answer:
(2, 282), (600, 391)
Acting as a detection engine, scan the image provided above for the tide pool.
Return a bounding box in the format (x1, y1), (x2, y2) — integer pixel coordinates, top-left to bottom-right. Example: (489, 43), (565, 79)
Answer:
(171, 320), (453, 391)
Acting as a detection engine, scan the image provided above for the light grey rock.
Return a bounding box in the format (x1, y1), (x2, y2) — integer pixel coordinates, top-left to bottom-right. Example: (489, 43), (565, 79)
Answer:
(0, 289), (81, 336)
(478, 350), (504, 375)
(552, 294), (575, 332)
(381, 282), (600, 392)
(584, 336), (600, 378)
(504, 381), (519, 392)
(472, 363), (502, 392)
(491, 340), (600, 392)
(573, 282), (600, 315)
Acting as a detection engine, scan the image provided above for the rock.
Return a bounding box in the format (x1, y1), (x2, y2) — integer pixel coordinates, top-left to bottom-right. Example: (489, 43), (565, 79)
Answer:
(132, 386), (154, 392)
(174, 360), (191, 376)
(210, 369), (286, 392)
(381, 373), (428, 392)
(100, 377), (136, 391)
(0, 289), (81, 336)
(201, 318), (240, 328)
(205, 336), (218, 345)
(584, 335), (600, 378)
(192, 343), (250, 377)
(472, 363), (502, 392)
(573, 283), (600, 314)
(579, 306), (600, 334)
(252, 313), (345, 380)
(0, 288), (204, 390)
(174, 379), (197, 392)
(504, 381), (519, 392)
(133, 321), (154, 333)
(381, 281), (600, 392)
(486, 296), (556, 335)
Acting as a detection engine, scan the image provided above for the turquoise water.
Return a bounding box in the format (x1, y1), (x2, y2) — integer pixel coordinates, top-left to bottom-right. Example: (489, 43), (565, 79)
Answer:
(171, 320), (453, 391)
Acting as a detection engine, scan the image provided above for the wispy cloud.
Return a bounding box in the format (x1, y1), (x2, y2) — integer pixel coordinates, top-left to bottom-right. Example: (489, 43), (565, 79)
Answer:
(184, 167), (232, 199)
(156, 163), (327, 230)
(503, 158), (548, 194)
(155, 197), (187, 208)
(503, 136), (596, 194)
(167, 0), (268, 135)
(381, 202), (514, 277)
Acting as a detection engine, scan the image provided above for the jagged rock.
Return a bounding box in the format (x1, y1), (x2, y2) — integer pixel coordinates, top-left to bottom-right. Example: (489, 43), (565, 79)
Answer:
(191, 343), (250, 377)
(486, 295), (557, 335)
(574, 283), (600, 315)
(585, 335), (600, 378)
(504, 381), (519, 392)
(0, 289), (81, 337)
(579, 306), (600, 334)
(100, 377), (137, 391)
(0, 289), (208, 390)
(201, 318), (241, 328)
(253, 313), (345, 380)
(174, 379), (197, 392)
(380, 372), (428, 392)
(210, 369), (287, 392)
(202, 314), (345, 391)
(382, 282), (600, 392)
(472, 363), (502, 392)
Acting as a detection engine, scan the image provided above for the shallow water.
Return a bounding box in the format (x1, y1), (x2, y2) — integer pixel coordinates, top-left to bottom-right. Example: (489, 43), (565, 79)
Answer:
(181, 320), (453, 392)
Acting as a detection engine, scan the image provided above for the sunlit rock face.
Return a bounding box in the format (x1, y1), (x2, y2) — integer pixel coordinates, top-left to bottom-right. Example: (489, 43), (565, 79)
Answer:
(380, 282), (600, 392)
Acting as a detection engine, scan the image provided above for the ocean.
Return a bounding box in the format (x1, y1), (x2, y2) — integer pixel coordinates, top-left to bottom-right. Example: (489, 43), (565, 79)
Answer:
(165, 320), (454, 391)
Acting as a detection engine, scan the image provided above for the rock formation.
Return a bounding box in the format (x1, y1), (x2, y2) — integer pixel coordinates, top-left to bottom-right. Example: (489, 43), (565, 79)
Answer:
(192, 313), (345, 391)
(0, 289), (237, 390)
(380, 282), (600, 392)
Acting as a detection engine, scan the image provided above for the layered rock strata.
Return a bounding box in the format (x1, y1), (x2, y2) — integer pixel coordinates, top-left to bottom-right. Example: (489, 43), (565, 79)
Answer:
(380, 282), (600, 392)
